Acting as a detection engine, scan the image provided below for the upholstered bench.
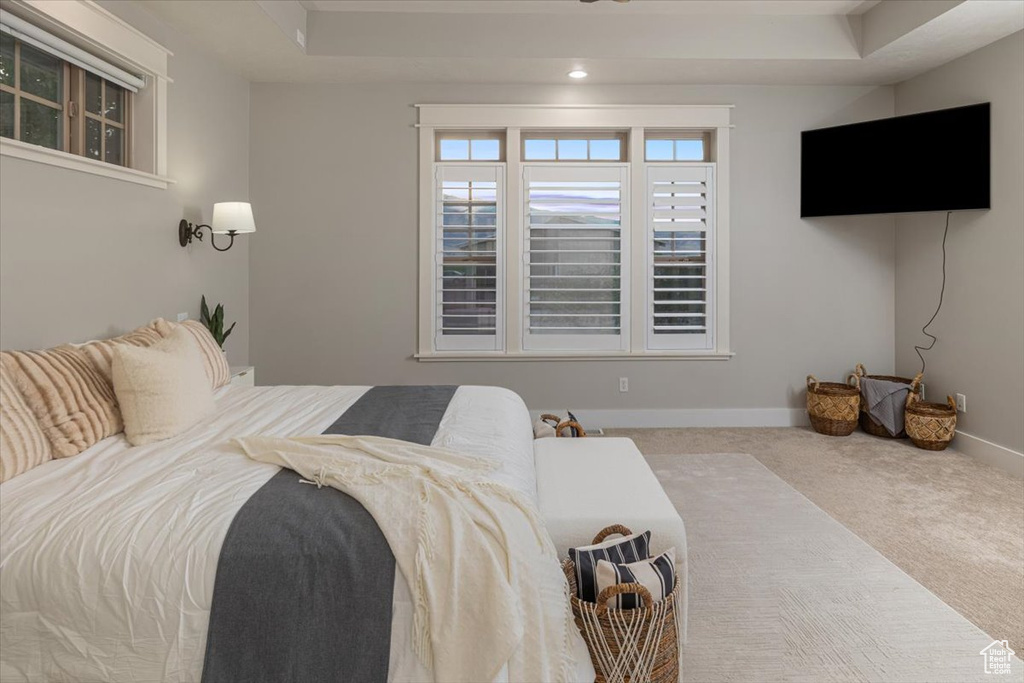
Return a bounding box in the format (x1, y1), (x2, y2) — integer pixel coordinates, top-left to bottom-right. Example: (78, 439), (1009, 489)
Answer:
(534, 437), (688, 642)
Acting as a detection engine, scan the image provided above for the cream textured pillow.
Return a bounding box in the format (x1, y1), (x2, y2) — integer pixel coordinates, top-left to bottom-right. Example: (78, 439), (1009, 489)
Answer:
(0, 357), (52, 483)
(112, 326), (214, 446)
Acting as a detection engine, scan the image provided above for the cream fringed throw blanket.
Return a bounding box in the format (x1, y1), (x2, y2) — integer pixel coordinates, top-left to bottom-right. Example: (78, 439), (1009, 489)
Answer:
(232, 435), (578, 683)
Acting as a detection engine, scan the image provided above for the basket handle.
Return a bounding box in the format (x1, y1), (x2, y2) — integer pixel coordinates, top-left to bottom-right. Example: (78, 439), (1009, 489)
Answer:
(905, 391), (920, 408)
(909, 372), (924, 393)
(555, 420), (587, 438)
(595, 583), (654, 615)
(592, 524), (633, 545)
(847, 373), (861, 389)
(947, 395), (956, 410)
(540, 414), (562, 427)
(855, 363), (867, 377)
(806, 375), (819, 391)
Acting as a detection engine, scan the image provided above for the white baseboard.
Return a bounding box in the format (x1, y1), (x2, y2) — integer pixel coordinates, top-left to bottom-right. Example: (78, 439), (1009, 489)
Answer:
(951, 431), (1024, 479)
(532, 408), (809, 429)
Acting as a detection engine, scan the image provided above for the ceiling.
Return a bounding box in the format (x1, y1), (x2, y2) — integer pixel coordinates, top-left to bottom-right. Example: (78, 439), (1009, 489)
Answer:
(298, 1), (881, 15)
(142, 0), (1024, 85)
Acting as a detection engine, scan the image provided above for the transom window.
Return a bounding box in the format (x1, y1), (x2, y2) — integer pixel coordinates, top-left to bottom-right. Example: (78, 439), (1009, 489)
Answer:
(645, 132), (712, 162)
(0, 33), (130, 166)
(522, 133), (626, 162)
(436, 132), (505, 161)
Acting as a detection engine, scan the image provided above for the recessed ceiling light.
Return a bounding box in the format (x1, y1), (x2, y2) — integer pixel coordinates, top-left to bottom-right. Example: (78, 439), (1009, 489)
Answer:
(568, 70), (588, 79)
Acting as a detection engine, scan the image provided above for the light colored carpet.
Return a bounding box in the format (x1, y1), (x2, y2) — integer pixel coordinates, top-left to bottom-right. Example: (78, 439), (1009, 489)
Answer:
(651, 453), (1020, 682)
(607, 427), (1024, 655)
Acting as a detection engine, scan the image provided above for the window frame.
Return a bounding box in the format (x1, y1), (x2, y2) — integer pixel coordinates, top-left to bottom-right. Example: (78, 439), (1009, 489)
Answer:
(3, 35), (133, 167)
(433, 163), (506, 352)
(521, 130), (628, 162)
(522, 162), (630, 352)
(69, 68), (132, 166)
(435, 130), (506, 162)
(0, 1), (172, 189)
(645, 163), (716, 352)
(0, 38), (70, 151)
(417, 104), (733, 361)
(644, 130), (714, 163)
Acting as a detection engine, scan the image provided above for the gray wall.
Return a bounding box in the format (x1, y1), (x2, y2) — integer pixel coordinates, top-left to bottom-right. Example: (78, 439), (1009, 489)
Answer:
(894, 31), (1024, 453)
(249, 83), (897, 413)
(0, 1), (250, 363)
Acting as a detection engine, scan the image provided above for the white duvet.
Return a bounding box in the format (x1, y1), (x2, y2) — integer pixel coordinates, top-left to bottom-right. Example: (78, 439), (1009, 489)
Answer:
(0, 385), (594, 683)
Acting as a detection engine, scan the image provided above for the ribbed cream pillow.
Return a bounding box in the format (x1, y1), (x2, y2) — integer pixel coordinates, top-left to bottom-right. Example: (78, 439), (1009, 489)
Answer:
(80, 319), (170, 386)
(1, 346), (122, 458)
(112, 326), (214, 446)
(0, 357), (52, 482)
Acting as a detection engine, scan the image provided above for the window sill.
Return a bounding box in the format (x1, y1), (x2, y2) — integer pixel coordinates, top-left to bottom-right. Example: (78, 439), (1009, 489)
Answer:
(415, 351), (735, 362)
(1, 139), (174, 189)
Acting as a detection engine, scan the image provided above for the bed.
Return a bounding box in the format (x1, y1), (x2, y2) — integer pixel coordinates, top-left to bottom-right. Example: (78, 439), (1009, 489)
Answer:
(0, 384), (595, 682)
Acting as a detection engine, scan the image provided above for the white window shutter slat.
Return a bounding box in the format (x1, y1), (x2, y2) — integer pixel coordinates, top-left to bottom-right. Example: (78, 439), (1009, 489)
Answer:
(434, 164), (504, 351)
(523, 165), (629, 351)
(646, 165), (714, 351)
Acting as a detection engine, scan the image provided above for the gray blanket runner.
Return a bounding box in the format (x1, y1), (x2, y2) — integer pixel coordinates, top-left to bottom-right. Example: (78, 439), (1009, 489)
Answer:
(201, 386), (458, 683)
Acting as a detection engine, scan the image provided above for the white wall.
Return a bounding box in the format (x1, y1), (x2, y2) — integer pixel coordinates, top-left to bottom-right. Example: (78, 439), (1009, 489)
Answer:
(249, 83), (896, 417)
(0, 1), (250, 362)
(894, 31), (1024, 454)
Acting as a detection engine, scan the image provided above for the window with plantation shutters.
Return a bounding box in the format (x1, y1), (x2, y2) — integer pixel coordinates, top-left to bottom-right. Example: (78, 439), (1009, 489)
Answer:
(523, 165), (629, 351)
(434, 165), (504, 351)
(646, 165), (714, 350)
(418, 106), (732, 360)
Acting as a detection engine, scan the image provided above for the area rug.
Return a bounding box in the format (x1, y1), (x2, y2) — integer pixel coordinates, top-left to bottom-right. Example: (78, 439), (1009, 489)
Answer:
(645, 453), (1021, 682)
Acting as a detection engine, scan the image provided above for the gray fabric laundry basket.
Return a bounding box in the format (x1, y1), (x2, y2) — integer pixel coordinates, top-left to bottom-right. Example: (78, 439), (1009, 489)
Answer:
(854, 364), (923, 438)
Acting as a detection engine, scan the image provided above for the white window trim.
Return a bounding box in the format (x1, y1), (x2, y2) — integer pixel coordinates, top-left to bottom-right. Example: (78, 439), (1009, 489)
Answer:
(0, 0), (173, 189)
(433, 163), (505, 352)
(522, 163), (630, 352)
(417, 104), (732, 361)
(645, 163), (716, 352)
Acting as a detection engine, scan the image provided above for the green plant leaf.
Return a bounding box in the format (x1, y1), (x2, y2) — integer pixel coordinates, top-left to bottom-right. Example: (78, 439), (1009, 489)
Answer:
(200, 296), (211, 326)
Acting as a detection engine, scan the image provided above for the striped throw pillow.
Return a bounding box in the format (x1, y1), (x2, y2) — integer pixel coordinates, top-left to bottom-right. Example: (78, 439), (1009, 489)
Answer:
(0, 357), (52, 483)
(80, 320), (169, 385)
(569, 529), (652, 603)
(154, 319), (230, 389)
(595, 547), (676, 610)
(1, 346), (123, 458)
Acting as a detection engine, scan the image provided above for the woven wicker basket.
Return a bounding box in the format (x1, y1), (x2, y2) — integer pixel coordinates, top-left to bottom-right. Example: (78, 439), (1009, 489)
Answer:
(564, 526), (679, 683)
(854, 364), (923, 438)
(806, 374), (861, 436)
(540, 414), (587, 437)
(905, 393), (957, 451)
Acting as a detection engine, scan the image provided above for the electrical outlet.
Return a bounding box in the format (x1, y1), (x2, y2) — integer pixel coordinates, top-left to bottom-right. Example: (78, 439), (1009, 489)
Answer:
(918, 382), (926, 401)
(619, 377), (629, 393)
(955, 393), (967, 413)
(177, 312), (188, 322)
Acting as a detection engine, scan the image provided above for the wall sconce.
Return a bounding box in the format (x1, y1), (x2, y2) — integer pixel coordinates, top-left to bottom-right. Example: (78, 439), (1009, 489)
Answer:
(178, 202), (256, 252)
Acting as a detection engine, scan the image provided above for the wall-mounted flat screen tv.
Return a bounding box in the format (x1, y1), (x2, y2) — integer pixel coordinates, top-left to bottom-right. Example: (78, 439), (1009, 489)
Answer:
(801, 102), (990, 218)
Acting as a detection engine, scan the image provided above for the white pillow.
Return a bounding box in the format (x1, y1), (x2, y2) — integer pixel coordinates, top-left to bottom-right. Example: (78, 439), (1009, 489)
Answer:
(595, 547), (676, 610)
(112, 326), (214, 446)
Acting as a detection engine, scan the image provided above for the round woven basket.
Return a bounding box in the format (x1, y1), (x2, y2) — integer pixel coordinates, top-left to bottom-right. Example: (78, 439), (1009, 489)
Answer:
(540, 414), (587, 438)
(806, 374), (860, 436)
(854, 364), (923, 438)
(563, 526), (679, 683)
(905, 393), (957, 451)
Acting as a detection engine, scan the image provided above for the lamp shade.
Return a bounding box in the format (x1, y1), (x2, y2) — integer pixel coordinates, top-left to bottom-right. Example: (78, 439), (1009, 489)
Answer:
(210, 202), (256, 234)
